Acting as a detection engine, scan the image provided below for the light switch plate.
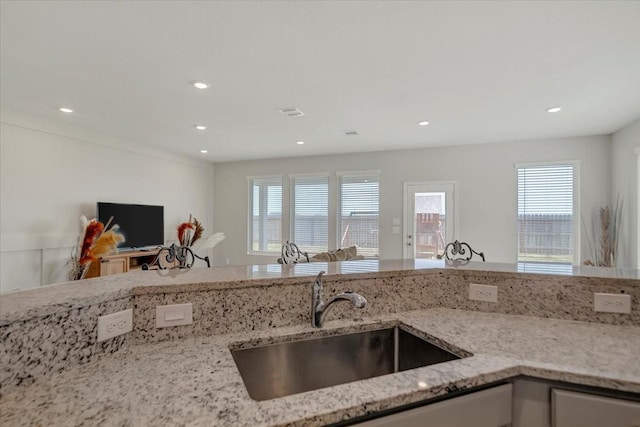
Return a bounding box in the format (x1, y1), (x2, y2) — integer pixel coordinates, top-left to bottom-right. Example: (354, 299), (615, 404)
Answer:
(156, 303), (193, 328)
(594, 293), (631, 314)
(97, 309), (133, 342)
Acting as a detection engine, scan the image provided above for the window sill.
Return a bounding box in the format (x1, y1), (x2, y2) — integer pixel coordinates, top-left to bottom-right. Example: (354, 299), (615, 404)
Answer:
(247, 251), (280, 257)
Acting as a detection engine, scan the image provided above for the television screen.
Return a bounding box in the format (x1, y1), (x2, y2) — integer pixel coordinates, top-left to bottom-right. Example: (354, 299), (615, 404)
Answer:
(97, 202), (164, 250)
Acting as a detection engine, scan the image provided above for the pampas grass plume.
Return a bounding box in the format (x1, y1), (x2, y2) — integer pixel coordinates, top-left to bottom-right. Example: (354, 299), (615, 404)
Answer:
(92, 226), (125, 258)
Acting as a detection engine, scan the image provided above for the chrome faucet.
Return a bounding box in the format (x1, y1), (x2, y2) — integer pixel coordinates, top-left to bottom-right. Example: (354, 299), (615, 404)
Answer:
(311, 271), (367, 328)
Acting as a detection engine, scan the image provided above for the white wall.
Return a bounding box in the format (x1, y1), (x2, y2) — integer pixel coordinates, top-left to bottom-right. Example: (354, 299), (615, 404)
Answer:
(213, 135), (611, 266)
(0, 109), (215, 292)
(611, 118), (640, 269)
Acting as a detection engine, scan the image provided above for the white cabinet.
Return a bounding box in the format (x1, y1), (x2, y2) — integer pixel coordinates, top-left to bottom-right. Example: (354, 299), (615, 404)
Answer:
(551, 389), (640, 427)
(351, 378), (639, 427)
(512, 378), (552, 427)
(356, 378), (640, 427)
(513, 378), (640, 427)
(354, 383), (512, 427)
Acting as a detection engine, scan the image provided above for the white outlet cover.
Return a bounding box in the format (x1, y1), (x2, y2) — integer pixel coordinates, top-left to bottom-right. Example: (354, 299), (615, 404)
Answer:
(469, 283), (498, 303)
(594, 293), (631, 314)
(156, 303), (193, 328)
(97, 309), (133, 342)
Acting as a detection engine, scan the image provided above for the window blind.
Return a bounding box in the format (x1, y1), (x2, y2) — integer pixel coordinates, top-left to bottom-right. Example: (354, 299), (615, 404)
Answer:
(338, 173), (380, 257)
(248, 177), (282, 253)
(517, 164), (578, 264)
(291, 175), (329, 253)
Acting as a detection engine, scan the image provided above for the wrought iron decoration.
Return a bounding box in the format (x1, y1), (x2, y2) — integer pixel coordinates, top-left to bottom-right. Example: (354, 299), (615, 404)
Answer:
(141, 243), (210, 270)
(442, 240), (485, 262)
(279, 241), (309, 264)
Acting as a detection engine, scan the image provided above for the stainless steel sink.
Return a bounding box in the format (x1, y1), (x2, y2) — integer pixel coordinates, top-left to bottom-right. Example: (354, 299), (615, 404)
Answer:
(231, 326), (466, 401)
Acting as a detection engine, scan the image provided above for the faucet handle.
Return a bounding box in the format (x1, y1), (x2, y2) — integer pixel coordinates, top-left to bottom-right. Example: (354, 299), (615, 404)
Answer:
(314, 271), (325, 289)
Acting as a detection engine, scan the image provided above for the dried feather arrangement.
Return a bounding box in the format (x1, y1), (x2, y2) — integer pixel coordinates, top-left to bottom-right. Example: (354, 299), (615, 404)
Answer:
(92, 225), (125, 258)
(190, 217), (204, 246)
(67, 216), (125, 280)
(583, 195), (624, 267)
(174, 217), (224, 261)
(177, 215), (205, 247)
(191, 232), (225, 253)
(78, 220), (104, 265)
(177, 222), (195, 246)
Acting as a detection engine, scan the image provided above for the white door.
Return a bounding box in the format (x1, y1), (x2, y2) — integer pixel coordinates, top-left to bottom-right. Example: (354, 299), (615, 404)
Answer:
(403, 182), (455, 259)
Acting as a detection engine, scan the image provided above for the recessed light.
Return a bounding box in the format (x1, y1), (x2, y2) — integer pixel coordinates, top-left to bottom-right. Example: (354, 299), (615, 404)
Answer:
(200, 149), (208, 154)
(194, 125), (207, 130)
(296, 141), (305, 145)
(418, 121), (429, 126)
(546, 107), (562, 113)
(59, 107), (74, 113)
(192, 81), (209, 89)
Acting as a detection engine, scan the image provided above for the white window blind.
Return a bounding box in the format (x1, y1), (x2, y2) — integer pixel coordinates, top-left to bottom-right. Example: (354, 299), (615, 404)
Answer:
(248, 177), (282, 253)
(338, 173), (380, 257)
(291, 175), (329, 253)
(517, 164), (579, 264)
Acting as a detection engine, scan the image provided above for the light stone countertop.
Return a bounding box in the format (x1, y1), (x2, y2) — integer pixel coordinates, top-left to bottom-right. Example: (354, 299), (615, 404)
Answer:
(2, 259), (638, 325)
(1, 308), (639, 426)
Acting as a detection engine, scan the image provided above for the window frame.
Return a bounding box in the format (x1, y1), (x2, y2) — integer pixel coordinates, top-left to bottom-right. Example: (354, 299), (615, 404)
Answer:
(515, 160), (581, 265)
(247, 175), (283, 255)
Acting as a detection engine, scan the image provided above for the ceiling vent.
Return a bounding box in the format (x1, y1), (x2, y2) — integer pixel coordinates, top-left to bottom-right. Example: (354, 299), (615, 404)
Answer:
(278, 107), (305, 117)
(344, 130), (359, 136)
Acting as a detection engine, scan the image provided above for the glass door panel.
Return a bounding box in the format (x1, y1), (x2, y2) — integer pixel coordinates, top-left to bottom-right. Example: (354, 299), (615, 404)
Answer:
(414, 192), (446, 259)
(404, 183), (455, 259)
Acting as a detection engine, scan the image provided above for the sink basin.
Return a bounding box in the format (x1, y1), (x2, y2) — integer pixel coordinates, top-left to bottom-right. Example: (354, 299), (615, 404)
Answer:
(231, 326), (465, 401)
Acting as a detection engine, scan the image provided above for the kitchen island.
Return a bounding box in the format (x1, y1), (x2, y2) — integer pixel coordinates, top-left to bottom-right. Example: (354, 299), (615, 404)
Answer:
(1, 308), (639, 426)
(1, 260), (639, 426)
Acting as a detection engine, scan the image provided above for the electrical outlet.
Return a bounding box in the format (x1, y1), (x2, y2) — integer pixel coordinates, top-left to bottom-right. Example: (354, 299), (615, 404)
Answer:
(469, 283), (498, 303)
(594, 293), (631, 314)
(97, 309), (133, 342)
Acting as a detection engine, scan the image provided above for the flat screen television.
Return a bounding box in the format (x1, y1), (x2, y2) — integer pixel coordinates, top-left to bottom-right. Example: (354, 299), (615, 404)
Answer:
(97, 202), (164, 251)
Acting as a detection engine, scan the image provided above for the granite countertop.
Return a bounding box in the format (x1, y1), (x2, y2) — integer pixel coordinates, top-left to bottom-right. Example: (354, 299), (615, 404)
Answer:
(2, 259), (638, 325)
(2, 308), (639, 426)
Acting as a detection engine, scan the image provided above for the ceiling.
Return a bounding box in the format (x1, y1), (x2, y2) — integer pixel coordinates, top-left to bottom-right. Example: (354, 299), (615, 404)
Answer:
(1, 1), (640, 163)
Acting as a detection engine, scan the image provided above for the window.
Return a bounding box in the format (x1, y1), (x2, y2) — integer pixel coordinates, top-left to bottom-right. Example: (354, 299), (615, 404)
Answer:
(248, 177), (282, 253)
(291, 175), (329, 253)
(338, 172), (380, 257)
(517, 163), (579, 264)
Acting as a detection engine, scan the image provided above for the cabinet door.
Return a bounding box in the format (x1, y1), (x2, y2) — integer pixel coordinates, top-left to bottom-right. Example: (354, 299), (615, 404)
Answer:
(100, 258), (127, 276)
(355, 383), (512, 427)
(512, 377), (552, 427)
(552, 389), (640, 427)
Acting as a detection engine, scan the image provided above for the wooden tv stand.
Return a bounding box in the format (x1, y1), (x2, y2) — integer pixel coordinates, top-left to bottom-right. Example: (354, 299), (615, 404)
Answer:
(85, 249), (161, 278)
